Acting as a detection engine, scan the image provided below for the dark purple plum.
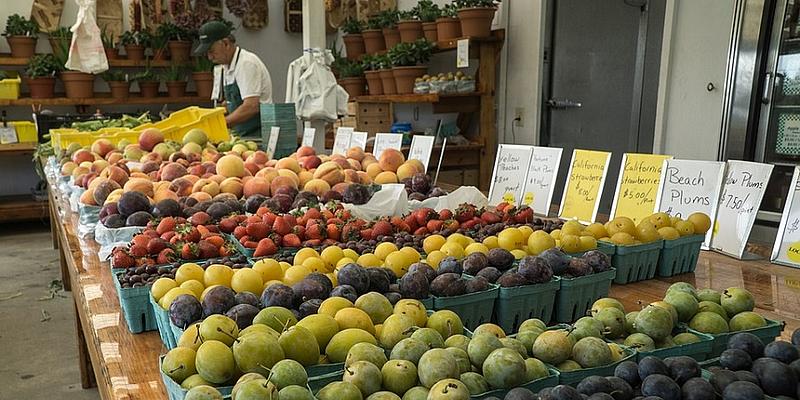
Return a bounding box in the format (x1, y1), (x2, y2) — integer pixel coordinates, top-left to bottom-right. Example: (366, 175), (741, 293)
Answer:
(411, 173), (432, 194)
(117, 191), (151, 217)
(476, 267), (502, 283)
(261, 283), (295, 308)
(430, 273), (466, 297)
(582, 250), (612, 273)
(305, 273), (333, 296)
(539, 248), (571, 275)
(563, 258), (592, 278)
(206, 202), (232, 221)
(496, 273), (527, 287)
(244, 194), (267, 214)
(367, 268), (391, 293)
(664, 356), (700, 384)
(99, 202), (118, 220)
(298, 298), (324, 318)
(408, 263), (437, 282)
(680, 378), (715, 400)
(322, 190), (342, 203)
(169, 294), (202, 329)
(576, 376), (612, 395)
(437, 257), (463, 275)
(720, 348), (752, 371)
(385, 292), (402, 304)
(225, 303), (260, 329)
(343, 184), (371, 205)
(463, 253), (489, 275)
(330, 284), (358, 302)
(103, 214), (126, 228)
(234, 292), (260, 307)
(487, 248), (515, 270)
(201, 285), (236, 318)
(399, 270), (430, 299)
(293, 279), (328, 305)
(764, 340), (799, 364)
(465, 276), (490, 293)
(518, 256), (553, 284)
(727, 333), (764, 359)
(272, 194), (294, 213)
(641, 374), (680, 400)
(125, 211), (152, 226)
(337, 263), (371, 294)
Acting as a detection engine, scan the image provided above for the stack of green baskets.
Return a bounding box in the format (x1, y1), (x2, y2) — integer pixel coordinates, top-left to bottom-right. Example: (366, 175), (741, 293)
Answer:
(470, 368), (560, 399)
(707, 318), (784, 357)
(493, 277), (561, 333)
(657, 235), (705, 277)
(150, 295), (178, 350)
(636, 326), (715, 362)
(554, 269), (616, 323)
(260, 103), (298, 158)
(433, 279), (499, 330)
(557, 345), (637, 385)
(604, 240), (664, 284)
(113, 269), (158, 333)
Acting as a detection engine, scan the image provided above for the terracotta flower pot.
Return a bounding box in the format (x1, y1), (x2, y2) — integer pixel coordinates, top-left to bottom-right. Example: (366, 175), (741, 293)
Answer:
(392, 66), (427, 95)
(397, 20), (423, 43)
(152, 48), (168, 61)
(422, 22), (439, 42)
(26, 77), (55, 99)
(108, 81), (130, 99)
(168, 40), (192, 63)
(124, 44), (145, 61)
(138, 81), (160, 97)
(105, 47), (119, 60)
(339, 77), (366, 98)
(6, 36), (37, 58)
(379, 69), (397, 95)
(436, 17), (461, 41)
(383, 27), (401, 49)
(60, 71), (95, 99)
(343, 33), (366, 60)
(362, 29), (385, 54)
(192, 71), (214, 99)
(364, 70), (383, 96)
(166, 81), (187, 97)
(457, 7), (496, 38)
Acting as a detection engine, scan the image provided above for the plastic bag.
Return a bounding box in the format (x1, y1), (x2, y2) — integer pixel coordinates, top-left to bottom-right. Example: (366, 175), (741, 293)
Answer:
(413, 81), (430, 94)
(77, 203), (100, 239)
(457, 80), (476, 94)
(95, 224), (142, 260)
(343, 184), (409, 219)
(65, 0), (109, 74)
(295, 51), (347, 121)
(69, 188), (84, 213)
(407, 186), (489, 212)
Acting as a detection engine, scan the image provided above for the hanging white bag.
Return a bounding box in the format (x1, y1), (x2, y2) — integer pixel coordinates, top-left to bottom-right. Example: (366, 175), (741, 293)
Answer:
(65, 0), (109, 74)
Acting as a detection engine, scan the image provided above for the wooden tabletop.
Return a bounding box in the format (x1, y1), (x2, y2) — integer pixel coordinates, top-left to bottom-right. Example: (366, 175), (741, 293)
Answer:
(50, 183), (800, 399)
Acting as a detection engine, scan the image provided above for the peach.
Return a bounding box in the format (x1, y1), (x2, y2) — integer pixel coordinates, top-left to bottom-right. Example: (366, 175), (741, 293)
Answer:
(129, 172), (150, 180)
(220, 177), (244, 197)
(330, 153), (346, 161)
(333, 157), (352, 170)
(123, 145), (145, 161)
(270, 175), (298, 195)
(265, 159), (278, 167)
(140, 152), (163, 164)
(242, 150), (254, 160)
(378, 148), (405, 172)
(214, 192), (238, 202)
(217, 154), (246, 178)
(247, 150), (269, 165)
(406, 159), (425, 174)
(188, 164), (205, 176)
(396, 162), (418, 181)
(169, 177), (194, 197)
(61, 161), (77, 176)
(276, 157), (301, 174)
(154, 188), (179, 203)
(153, 181), (171, 193)
(313, 161), (345, 186)
(299, 155), (322, 170)
(332, 182), (350, 194)
(181, 142), (202, 155)
(304, 179), (331, 196)
(244, 160), (260, 176)
(202, 161), (217, 174)
(346, 147), (366, 162)
(347, 159), (362, 171)
(189, 191), (212, 203)
(202, 148), (218, 162)
(357, 171), (372, 184)
(72, 149), (95, 164)
(298, 170), (314, 187)
(343, 169), (360, 183)
(106, 165), (129, 186)
(277, 169), (299, 185)
(208, 174), (225, 184)
(193, 179), (220, 196)
(138, 127), (164, 151)
(183, 175), (200, 185)
(80, 189), (97, 205)
(106, 152), (123, 165)
(374, 171), (399, 184)
(366, 163), (383, 179)
(161, 162), (188, 181)
(91, 159), (109, 174)
(297, 145), (316, 157)
(91, 138), (115, 157)
(362, 154), (378, 168)
(256, 167), (279, 183)
(243, 177), (270, 197)
(124, 177), (154, 197)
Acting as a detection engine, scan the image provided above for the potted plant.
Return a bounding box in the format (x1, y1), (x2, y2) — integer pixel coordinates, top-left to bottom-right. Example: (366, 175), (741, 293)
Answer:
(151, 30), (169, 61)
(120, 30), (149, 61)
(341, 18), (365, 60)
(437, 3), (462, 41)
(379, 10), (401, 49)
(361, 54), (383, 96)
(102, 70), (129, 99)
(25, 54), (60, 98)
(133, 67), (160, 97)
(363, 14), (386, 54)
(50, 35), (95, 99)
(3, 14), (38, 58)
(455, 0), (497, 38)
(388, 39), (434, 94)
(192, 57), (214, 99)
(102, 26), (119, 60)
(162, 65), (187, 97)
(418, 0), (441, 42)
(48, 27), (72, 56)
(376, 54), (396, 95)
(397, 9), (423, 43)
(157, 23), (192, 63)
(337, 59), (365, 98)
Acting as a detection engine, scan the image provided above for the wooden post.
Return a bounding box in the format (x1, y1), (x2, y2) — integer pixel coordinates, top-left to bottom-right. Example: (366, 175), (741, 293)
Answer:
(478, 41), (498, 192)
(302, 0), (328, 153)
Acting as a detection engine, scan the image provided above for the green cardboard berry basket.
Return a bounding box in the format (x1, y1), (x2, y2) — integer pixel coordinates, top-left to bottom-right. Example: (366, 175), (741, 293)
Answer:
(604, 240), (664, 284)
(309, 370), (345, 392)
(112, 268), (158, 333)
(470, 368), (560, 400)
(567, 241), (617, 258)
(708, 318), (784, 357)
(160, 355), (233, 400)
(554, 269), (616, 323)
(433, 281), (499, 330)
(493, 277), (561, 333)
(150, 294), (178, 350)
(556, 345), (637, 385)
(636, 326), (714, 362)
(657, 235), (705, 277)
(226, 233), (254, 258)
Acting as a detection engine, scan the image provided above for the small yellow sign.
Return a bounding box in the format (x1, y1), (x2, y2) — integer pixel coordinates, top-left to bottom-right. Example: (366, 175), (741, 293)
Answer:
(786, 241), (800, 263)
(502, 192), (516, 205)
(613, 153), (672, 224)
(522, 192), (534, 206)
(560, 149), (611, 223)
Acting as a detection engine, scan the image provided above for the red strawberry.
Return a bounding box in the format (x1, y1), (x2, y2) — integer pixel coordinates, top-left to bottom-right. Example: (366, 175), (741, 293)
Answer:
(189, 211), (211, 226)
(233, 225), (247, 239)
(455, 204), (476, 223)
(305, 208), (322, 220)
(253, 238), (277, 257)
(414, 227), (430, 236)
(283, 234), (301, 247)
(156, 217), (176, 235)
(205, 224), (220, 233)
(218, 217), (238, 233)
(268, 233), (283, 247)
(284, 214), (297, 227)
(480, 211), (501, 224)
(403, 214), (418, 231)
(372, 221), (393, 238)
(513, 206), (534, 224)
(246, 222), (270, 240)
(341, 224), (360, 242)
(495, 202), (512, 213)
(132, 235), (149, 248)
(129, 244), (148, 257)
(442, 219), (460, 231)
(414, 208), (436, 226)
(322, 238), (338, 246)
(262, 212), (277, 226)
(306, 223), (326, 240)
(360, 228), (374, 240)
(256, 207), (270, 217)
(239, 235), (250, 245)
(161, 231), (177, 242)
(292, 225), (306, 240)
(112, 250), (135, 268)
(303, 239), (322, 247)
(156, 248), (176, 264)
(273, 216), (291, 235)
(146, 238), (169, 255)
(426, 220), (444, 232)
(181, 243), (198, 259)
(197, 240), (219, 258)
(461, 220), (479, 230)
(178, 226), (201, 243)
(439, 209), (453, 220)
(143, 230), (160, 239)
(326, 224), (340, 241)
(244, 240), (259, 249)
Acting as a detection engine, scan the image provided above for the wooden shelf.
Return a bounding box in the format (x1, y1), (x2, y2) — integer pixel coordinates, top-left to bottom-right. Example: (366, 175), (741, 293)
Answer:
(0, 142), (37, 155)
(0, 94), (211, 107)
(0, 54), (185, 68)
(0, 194), (48, 223)
(354, 92), (481, 103)
(372, 30), (505, 56)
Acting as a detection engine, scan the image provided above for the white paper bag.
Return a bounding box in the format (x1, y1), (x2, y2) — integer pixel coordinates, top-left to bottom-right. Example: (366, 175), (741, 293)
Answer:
(344, 184), (409, 219)
(433, 186), (489, 212)
(65, 0), (108, 74)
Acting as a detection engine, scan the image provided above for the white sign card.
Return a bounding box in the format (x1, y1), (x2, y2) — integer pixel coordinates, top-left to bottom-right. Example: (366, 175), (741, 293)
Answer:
(372, 133), (403, 160)
(332, 127), (354, 155)
(266, 127), (280, 159)
(0, 125), (17, 144)
(772, 166), (800, 267)
(301, 127), (316, 147)
(522, 146), (563, 216)
(488, 144), (534, 206)
(655, 159), (726, 249)
(350, 131), (368, 150)
(408, 135), (436, 171)
(710, 160), (774, 259)
(457, 39), (469, 69)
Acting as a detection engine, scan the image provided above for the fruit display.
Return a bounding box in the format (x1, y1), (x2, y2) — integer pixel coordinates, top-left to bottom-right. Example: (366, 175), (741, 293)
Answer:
(597, 212), (711, 246)
(531, 324), (630, 375)
(401, 172), (448, 201)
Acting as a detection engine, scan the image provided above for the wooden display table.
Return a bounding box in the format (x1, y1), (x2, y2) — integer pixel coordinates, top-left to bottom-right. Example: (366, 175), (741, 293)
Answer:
(48, 183), (800, 399)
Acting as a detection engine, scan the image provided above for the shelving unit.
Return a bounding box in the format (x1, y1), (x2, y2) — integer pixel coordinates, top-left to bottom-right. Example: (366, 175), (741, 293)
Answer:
(0, 54), (182, 68)
(0, 94), (210, 107)
(0, 142), (37, 155)
(354, 31), (504, 190)
(0, 194), (48, 223)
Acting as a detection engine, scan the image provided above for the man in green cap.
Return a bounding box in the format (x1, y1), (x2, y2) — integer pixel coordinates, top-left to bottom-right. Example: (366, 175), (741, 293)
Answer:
(194, 20), (273, 137)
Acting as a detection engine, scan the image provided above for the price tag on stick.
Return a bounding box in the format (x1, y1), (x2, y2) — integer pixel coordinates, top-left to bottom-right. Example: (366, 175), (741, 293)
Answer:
(522, 146), (563, 216)
(434, 137), (447, 186)
(373, 133), (403, 160)
(350, 131), (368, 150)
(266, 127), (280, 159)
(301, 127), (316, 147)
(409, 135), (436, 171)
(773, 166), (800, 266)
(332, 127), (353, 155)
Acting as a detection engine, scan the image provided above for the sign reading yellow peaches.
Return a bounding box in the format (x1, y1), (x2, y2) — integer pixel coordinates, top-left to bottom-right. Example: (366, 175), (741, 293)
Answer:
(559, 149), (612, 224)
(610, 153), (673, 225)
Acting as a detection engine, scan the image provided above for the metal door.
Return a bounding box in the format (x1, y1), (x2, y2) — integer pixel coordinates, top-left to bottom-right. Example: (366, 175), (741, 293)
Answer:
(541, 0), (665, 216)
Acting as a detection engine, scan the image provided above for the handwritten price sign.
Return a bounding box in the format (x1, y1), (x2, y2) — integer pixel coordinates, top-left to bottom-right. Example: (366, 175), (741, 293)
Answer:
(558, 149), (611, 224)
(773, 166), (800, 266)
(488, 144), (534, 206)
(610, 153), (672, 224)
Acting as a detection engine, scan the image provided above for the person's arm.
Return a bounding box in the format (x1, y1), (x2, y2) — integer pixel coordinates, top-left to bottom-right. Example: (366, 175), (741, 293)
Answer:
(225, 96), (260, 126)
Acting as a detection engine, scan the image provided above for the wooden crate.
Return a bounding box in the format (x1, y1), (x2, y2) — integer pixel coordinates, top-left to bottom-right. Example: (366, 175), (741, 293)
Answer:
(356, 101), (393, 135)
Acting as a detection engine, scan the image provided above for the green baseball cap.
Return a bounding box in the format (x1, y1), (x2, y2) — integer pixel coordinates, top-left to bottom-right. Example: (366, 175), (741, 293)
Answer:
(193, 21), (232, 55)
